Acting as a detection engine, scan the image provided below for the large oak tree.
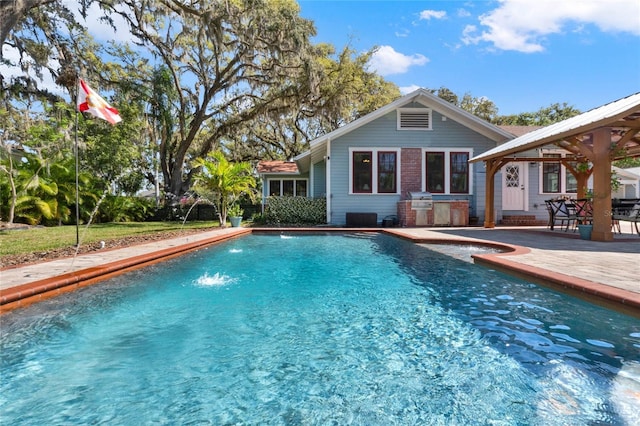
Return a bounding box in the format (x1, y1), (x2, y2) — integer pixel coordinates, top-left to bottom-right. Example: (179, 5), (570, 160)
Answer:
(98, 0), (321, 200)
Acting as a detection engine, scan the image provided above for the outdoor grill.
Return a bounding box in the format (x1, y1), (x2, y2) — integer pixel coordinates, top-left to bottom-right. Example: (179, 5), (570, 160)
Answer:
(407, 191), (433, 210)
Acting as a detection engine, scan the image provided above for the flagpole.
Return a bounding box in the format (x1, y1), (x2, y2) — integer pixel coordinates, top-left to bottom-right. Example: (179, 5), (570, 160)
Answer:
(74, 74), (80, 248)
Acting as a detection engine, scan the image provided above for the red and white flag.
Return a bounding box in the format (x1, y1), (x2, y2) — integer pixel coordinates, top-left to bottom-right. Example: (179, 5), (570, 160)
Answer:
(77, 79), (122, 125)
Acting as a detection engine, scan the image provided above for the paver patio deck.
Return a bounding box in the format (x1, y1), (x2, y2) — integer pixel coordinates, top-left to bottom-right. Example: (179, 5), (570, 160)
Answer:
(1, 224), (639, 313)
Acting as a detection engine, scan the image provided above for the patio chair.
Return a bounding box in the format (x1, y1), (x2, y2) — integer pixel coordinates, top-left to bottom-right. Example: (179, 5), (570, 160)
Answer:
(572, 199), (593, 231)
(547, 199), (577, 231)
(612, 203), (640, 236)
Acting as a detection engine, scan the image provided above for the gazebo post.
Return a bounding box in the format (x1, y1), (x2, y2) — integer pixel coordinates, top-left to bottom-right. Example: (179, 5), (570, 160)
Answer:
(483, 159), (500, 228)
(590, 127), (614, 241)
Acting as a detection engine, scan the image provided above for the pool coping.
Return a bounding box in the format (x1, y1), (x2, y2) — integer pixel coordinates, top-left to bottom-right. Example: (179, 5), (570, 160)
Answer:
(1, 227), (639, 314)
(0, 228), (251, 312)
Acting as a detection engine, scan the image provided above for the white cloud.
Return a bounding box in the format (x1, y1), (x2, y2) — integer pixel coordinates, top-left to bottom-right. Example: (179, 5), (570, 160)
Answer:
(457, 8), (472, 18)
(400, 85), (422, 94)
(419, 10), (447, 20)
(462, 0), (640, 53)
(368, 45), (429, 76)
(78, 3), (133, 43)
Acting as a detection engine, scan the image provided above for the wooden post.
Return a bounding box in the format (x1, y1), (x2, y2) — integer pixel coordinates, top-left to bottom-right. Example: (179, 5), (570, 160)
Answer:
(590, 128), (614, 241)
(483, 159), (498, 228)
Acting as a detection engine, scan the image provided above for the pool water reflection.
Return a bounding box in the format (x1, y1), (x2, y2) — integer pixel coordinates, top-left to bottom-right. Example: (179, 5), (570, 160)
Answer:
(1, 233), (638, 424)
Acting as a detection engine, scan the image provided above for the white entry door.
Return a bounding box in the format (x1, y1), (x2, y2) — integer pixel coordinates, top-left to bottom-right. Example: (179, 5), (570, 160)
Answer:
(502, 162), (527, 210)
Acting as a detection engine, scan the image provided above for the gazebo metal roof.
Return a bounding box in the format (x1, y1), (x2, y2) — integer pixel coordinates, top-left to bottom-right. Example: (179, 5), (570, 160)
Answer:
(470, 92), (640, 163)
(470, 92), (640, 242)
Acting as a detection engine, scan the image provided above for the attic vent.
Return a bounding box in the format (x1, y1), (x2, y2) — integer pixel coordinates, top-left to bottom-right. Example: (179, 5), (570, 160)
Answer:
(398, 108), (431, 130)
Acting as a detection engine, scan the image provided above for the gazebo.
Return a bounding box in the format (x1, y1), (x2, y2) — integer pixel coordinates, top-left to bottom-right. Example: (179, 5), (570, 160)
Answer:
(470, 93), (640, 242)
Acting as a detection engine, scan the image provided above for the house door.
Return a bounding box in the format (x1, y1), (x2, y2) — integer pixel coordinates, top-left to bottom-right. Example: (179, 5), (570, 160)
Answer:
(502, 162), (527, 211)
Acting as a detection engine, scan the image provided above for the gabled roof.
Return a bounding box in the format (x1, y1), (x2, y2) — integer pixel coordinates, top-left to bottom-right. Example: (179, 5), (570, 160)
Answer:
(257, 160), (299, 174)
(471, 92), (640, 163)
(294, 88), (513, 170)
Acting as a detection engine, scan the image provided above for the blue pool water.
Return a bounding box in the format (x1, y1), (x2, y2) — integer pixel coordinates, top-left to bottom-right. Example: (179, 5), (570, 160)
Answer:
(1, 233), (639, 425)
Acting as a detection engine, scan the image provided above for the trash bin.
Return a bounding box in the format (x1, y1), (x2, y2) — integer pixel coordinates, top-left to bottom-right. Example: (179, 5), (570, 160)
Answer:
(382, 215), (398, 227)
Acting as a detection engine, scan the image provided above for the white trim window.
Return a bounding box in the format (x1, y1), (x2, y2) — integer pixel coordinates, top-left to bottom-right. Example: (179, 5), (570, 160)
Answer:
(422, 148), (473, 194)
(268, 179), (308, 197)
(397, 108), (432, 130)
(349, 148), (401, 195)
(539, 150), (577, 194)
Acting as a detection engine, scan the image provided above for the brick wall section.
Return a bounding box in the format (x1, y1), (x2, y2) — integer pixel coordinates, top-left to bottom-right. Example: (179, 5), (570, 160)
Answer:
(397, 201), (412, 226)
(401, 148), (422, 197)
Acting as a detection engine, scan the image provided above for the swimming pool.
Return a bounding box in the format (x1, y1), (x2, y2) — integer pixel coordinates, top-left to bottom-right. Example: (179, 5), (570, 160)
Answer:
(1, 233), (639, 424)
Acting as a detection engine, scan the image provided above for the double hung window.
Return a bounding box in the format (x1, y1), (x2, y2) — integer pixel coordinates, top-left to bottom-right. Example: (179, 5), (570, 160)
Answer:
(351, 149), (399, 194)
(424, 149), (471, 194)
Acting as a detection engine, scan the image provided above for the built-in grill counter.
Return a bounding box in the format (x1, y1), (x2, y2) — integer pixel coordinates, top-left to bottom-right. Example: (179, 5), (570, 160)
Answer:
(407, 191), (433, 226)
(398, 192), (469, 227)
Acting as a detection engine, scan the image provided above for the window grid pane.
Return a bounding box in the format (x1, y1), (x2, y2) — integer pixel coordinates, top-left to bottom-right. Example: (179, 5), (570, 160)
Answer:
(296, 180), (307, 197)
(353, 151), (373, 193)
(450, 152), (469, 193)
(377, 151), (397, 193)
(269, 180), (281, 196)
(565, 162), (578, 193)
(282, 180), (294, 196)
(543, 154), (561, 193)
(426, 152), (445, 193)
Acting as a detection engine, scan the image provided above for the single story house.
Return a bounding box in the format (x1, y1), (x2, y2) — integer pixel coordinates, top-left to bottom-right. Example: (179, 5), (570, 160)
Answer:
(258, 89), (640, 229)
(259, 88), (514, 226)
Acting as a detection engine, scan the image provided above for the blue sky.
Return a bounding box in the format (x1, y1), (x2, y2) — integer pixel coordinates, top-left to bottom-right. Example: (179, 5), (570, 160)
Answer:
(2, 0), (638, 117)
(298, 0), (640, 115)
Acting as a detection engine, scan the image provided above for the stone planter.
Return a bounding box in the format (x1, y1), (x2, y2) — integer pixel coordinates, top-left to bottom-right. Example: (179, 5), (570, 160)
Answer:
(229, 216), (242, 227)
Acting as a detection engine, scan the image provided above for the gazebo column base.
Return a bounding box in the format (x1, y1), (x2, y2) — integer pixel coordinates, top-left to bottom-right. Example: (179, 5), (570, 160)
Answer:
(591, 230), (614, 242)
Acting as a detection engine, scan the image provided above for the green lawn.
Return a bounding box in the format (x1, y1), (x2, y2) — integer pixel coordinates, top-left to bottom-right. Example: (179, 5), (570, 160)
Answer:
(0, 221), (219, 257)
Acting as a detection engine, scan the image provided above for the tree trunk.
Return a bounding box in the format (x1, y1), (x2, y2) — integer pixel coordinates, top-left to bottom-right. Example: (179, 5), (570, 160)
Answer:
(0, 0), (56, 48)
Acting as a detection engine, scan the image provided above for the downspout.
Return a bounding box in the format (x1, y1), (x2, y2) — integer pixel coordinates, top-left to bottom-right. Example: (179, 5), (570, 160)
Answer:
(326, 138), (331, 224)
(259, 173), (265, 215)
(309, 159), (314, 198)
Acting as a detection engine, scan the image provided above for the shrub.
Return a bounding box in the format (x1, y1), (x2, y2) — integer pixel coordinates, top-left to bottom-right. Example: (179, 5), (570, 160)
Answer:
(264, 196), (326, 225)
(97, 195), (155, 223)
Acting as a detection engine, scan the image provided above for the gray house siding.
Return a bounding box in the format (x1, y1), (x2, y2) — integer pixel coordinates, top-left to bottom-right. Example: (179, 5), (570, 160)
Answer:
(312, 161), (326, 197)
(327, 107), (499, 225)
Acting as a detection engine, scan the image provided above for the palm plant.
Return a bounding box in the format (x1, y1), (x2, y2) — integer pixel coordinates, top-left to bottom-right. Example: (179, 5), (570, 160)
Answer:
(192, 151), (256, 226)
(10, 153), (59, 225)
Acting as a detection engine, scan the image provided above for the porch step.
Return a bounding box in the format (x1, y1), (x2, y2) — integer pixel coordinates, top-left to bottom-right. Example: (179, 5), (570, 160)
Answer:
(500, 215), (548, 226)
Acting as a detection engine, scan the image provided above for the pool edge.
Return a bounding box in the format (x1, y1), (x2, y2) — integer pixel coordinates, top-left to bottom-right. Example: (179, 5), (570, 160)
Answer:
(2, 227), (639, 315)
(0, 229), (251, 313)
